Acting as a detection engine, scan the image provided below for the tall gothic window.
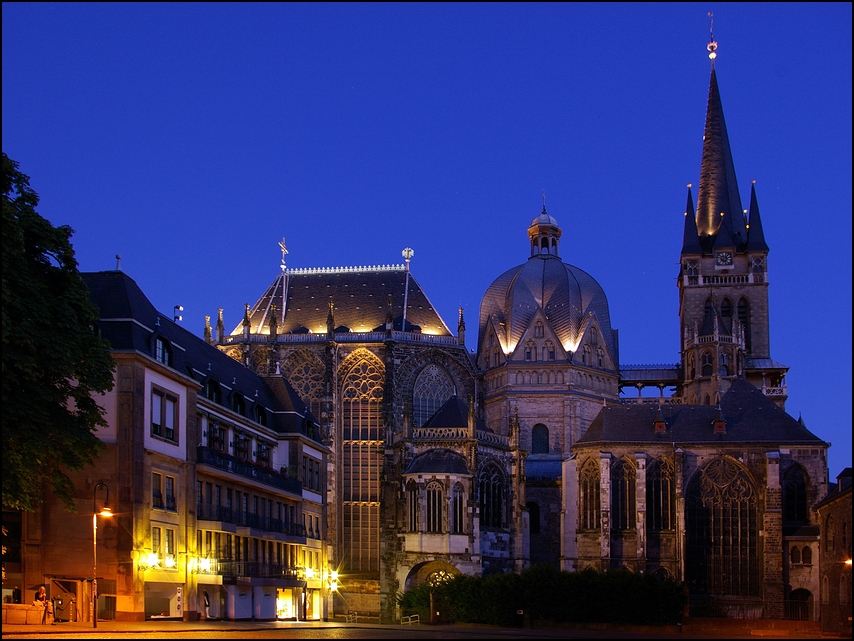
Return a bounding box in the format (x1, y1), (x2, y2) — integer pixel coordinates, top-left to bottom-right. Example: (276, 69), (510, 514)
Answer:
(406, 481), (419, 532)
(341, 350), (384, 576)
(782, 465), (809, 524)
(527, 501), (541, 535)
(427, 481), (443, 533)
(738, 298), (751, 352)
(479, 466), (504, 529)
(531, 424), (549, 454)
(451, 483), (465, 534)
(534, 321), (544, 338)
(611, 458), (636, 531)
(413, 364), (454, 428)
(686, 458), (760, 597)
(720, 297), (732, 332)
(579, 459), (601, 530)
(647, 458), (674, 531)
(701, 351), (713, 376)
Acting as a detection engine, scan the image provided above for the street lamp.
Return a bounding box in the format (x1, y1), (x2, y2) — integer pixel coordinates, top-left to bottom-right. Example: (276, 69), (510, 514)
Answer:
(92, 482), (112, 628)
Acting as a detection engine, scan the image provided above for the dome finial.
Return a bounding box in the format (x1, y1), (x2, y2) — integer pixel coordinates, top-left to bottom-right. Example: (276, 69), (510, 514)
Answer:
(542, 189), (547, 212)
(707, 12), (717, 62)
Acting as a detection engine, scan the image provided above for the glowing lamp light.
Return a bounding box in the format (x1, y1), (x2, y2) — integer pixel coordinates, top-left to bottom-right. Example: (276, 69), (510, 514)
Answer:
(164, 554), (177, 569)
(305, 567), (316, 579)
(146, 552), (161, 569)
(200, 557), (212, 573)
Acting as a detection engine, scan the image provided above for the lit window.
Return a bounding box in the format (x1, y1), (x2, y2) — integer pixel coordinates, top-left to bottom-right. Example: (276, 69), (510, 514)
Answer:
(427, 481), (443, 533)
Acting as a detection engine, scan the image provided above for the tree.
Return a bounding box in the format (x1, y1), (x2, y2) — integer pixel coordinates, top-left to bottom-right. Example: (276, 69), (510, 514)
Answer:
(2, 152), (115, 512)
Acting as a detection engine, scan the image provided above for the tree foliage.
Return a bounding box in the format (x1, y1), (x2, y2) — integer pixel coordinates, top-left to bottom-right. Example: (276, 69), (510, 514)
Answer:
(2, 152), (115, 512)
(398, 565), (686, 627)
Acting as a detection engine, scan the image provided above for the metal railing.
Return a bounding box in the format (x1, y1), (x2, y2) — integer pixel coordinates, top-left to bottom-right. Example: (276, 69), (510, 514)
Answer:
(196, 446), (303, 495)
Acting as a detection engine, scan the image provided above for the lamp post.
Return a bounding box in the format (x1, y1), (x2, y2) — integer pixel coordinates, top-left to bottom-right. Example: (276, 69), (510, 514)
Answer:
(92, 482), (112, 628)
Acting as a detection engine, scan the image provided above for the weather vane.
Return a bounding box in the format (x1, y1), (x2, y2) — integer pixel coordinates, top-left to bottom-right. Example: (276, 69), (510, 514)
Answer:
(707, 12), (717, 61)
(279, 237), (288, 271)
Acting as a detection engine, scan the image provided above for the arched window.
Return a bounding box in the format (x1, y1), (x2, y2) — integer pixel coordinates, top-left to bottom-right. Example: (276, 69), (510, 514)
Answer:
(427, 481), (443, 533)
(525, 341), (536, 362)
(340, 350), (384, 574)
(531, 424), (549, 454)
(543, 340), (555, 362)
(783, 465), (809, 524)
(686, 458), (760, 597)
(738, 298), (751, 352)
(720, 298), (732, 332)
(802, 545), (812, 565)
(701, 351), (713, 376)
(647, 458), (674, 531)
(413, 364), (454, 428)
(479, 467), (504, 529)
(790, 545), (801, 565)
(451, 483), (465, 534)
(687, 352), (696, 380)
(582, 345), (592, 366)
(704, 298), (714, 324)
(611, 458), (636, 531)
(406, 481), (419, 532)
(597, 348), (605, 368)
(527, 501), (541, 535)
(826, 515), (835, 553)
(284, 352), (326, 425)
(579, 459), (601, 530)
(534, 321), (544, 338)
(719, 350), (730, 376)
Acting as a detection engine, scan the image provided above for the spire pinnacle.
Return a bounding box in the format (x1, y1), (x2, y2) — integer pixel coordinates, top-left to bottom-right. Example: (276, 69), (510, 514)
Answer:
(707, 12), (717, 62)
(279, 237), (288, 271)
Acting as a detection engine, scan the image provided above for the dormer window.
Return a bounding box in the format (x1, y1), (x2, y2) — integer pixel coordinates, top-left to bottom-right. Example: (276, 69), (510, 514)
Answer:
(155, 338), (172, 366)
(205, 380), (222, 404)
(232, 393), (245, 416)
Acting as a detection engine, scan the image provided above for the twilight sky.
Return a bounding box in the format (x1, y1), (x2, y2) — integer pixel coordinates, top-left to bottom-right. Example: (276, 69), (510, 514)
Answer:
(3, 2), (851, 477)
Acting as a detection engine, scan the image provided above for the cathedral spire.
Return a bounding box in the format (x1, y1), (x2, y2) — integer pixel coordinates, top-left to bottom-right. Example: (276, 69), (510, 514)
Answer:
(695, 37), (747, 252)
(681, 184), (702, 255)
(746, 180), (769, 252)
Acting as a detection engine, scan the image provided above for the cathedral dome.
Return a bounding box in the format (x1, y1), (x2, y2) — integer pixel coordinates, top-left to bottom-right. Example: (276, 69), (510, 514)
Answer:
(478, 210), (616, 359)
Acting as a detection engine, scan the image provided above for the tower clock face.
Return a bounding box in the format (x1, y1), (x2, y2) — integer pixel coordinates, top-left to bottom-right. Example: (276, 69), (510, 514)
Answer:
(715, 251), (733, 266)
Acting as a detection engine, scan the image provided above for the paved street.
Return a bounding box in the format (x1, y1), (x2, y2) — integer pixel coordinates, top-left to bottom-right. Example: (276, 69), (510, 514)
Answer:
(0, 618), (828, 640)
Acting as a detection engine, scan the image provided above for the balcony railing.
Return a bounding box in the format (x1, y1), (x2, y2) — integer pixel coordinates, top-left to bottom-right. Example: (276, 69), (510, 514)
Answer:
(197, 560), (304, 580)
(196, 503), (308, 537)
(196, 445), (303, 495)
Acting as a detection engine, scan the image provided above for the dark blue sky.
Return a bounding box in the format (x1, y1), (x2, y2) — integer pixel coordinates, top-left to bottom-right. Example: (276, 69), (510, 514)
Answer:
(3, 2), (851, 477)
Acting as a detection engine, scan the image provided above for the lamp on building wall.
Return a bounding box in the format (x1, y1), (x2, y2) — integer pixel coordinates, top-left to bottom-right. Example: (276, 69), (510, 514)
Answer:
(92, 483), (113, 629)
(138, 549), (160, 572)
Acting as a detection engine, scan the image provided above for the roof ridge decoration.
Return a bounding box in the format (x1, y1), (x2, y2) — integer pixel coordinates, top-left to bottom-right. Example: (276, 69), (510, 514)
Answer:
(287, 264), (406, 275)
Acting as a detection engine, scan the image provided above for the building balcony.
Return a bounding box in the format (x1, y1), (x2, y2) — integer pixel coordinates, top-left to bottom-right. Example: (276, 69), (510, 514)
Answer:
(196, 445), (303, 495)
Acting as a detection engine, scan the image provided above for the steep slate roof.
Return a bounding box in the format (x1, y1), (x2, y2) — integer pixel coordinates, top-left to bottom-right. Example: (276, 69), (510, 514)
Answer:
(695, 66), (747, 250)
(233, 266), (452, 337)
(82, 270), (319, 437)
(403, 448), (471, 475)
(681, 185), (702, 255)
(575, 377), (827, 448)
(745, 182), (769, 252)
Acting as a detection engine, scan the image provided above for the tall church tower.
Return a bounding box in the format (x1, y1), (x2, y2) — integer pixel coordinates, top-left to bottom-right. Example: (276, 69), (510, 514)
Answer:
(678, 35), (788, 408)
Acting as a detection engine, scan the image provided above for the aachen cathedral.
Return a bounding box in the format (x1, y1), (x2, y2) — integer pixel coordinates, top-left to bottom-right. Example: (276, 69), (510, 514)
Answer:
(212, 37), (829, 622)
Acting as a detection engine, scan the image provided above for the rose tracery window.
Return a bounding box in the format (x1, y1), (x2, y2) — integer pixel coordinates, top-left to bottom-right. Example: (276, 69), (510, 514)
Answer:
(413, 364), (454, 428)
(686, 458), (760, 597)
